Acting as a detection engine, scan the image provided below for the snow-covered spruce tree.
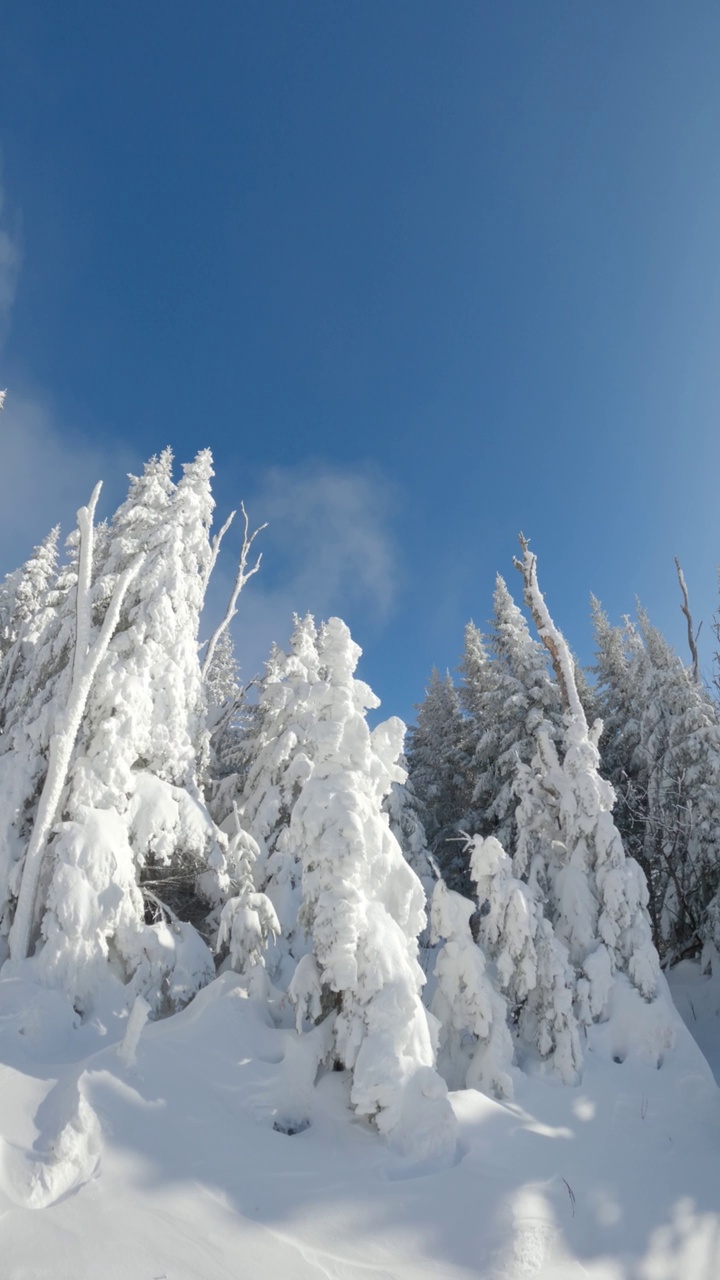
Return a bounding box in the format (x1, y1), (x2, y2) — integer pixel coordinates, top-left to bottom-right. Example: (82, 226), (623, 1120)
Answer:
(515, 538), (660, 1021)
(204, 628), (248, 782)
(218, 615), (323, 978)
(5, 483), (146, 979)
(406, 668), (473, 893)
(2, 451), (267, 1015)
(0, 525), (84, 957)
(30, 452), (227, 1010)
(288, 619), (456, 1158)
(0, 526), (60, 683)
(383, 766), (438, 902)
(591, 601), (653, 923)
(462, 578), (564, 862)
(469, 834), (582, 1083)
(592, 593), (720, 968)
(632, 610), (720, 969)
(429, 878), (513, 1097)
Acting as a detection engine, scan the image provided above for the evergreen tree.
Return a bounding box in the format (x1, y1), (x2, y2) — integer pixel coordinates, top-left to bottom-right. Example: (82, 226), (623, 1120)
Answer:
(224, 614), (323, 978)
(3, 452), (239, 1013)
(469, 834), (582, 1083)
(406, 668), (472, 892)
(591, 601), (651, 919)
(461, 577), (564, 862)
(634, 612), (720, 967)
(288, 618), (456, 1157)
(515, 539), (660, 1019)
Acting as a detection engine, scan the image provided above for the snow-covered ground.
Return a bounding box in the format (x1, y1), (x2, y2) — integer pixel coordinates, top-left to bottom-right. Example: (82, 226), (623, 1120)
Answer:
(0, 965), (718, 1280)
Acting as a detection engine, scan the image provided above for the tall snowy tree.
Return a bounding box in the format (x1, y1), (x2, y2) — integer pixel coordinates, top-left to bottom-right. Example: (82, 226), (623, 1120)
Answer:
(514, 538), (660, 1020)
(287, 619), (456, 1158)
(1, 451), (257, 1014)
(220, 614), (323, 978)
(406, 668), (473, 892)
(461, 578), (564, 861)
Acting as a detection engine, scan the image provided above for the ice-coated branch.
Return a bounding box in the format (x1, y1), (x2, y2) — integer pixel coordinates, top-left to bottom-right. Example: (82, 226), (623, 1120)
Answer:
(9, 499), (145, 961)
(0, 389), (6, 412)
(674, 557), (701, 684)
(201, 509), (236, 600)
(201, 503), (267, 679)
(73, 482), (102, 686)
(513, 534), (585, 721)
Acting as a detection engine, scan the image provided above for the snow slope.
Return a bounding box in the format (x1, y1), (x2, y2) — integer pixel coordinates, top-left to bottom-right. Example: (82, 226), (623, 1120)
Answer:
(0, 968), (718, 1280)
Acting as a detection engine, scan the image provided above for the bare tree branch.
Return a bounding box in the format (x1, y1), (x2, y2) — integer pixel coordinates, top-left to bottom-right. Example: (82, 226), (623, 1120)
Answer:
(674, 557), (701, 683)
(202, 509), (236, 601)
(201, 503), (267, 680)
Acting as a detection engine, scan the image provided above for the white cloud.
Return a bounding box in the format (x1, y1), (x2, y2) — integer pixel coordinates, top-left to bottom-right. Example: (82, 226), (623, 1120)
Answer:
(0, 170), (21, 348)
(0, 392), (138, 573)
(205, 462), (400, 680)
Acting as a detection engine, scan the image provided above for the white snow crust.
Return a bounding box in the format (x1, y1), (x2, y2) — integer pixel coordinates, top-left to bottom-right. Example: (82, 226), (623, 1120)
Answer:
(0, 965), (717, 1279)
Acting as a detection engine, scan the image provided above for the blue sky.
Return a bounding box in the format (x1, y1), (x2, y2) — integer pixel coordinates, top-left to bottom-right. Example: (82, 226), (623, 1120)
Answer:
(1, 2), (720, 723)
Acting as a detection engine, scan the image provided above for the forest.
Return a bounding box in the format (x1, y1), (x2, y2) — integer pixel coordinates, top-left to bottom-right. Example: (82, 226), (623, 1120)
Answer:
(0, 443), (719, 1279)
(1, 444), (716, 1153)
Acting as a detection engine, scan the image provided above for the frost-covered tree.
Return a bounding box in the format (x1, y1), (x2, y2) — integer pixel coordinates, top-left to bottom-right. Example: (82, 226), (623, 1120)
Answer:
(406, 668), (473, 892)
(219, 615), (323, 977)
(591, 602), (652, 917)
(592, 596), (720, 968)
(0, 519), (90, 955)
(0, 451), (263, 1014)
(429, 878), (513, 1097)
(469, 835), (582, 1083)
(383, 763), (437, 900)
(0, 526), (59, 680)
(461, 579), (564, 861)
(515, 538), (660, 1020)
(288, 619), (456, 1158)
(633, 612), (720, 968)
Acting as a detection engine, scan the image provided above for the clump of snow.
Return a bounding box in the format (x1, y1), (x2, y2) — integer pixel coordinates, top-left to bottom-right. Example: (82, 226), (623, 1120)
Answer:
(429, 878), (514, 1098)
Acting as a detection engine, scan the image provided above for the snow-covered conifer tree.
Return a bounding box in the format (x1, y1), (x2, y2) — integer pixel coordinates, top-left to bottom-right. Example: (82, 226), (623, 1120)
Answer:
(406, 668), (473, 892)
(219, 615), (323, 977)
(632, 612), (720, 968)
(485, 577), (563, 855)
(0, 451), (266, 1015)
(469, 834), (582, 1082)
(515, 539), (660, 1019)
(288, 619), (456, 1157)
(383, 763), (437, 900)
(591, 601), (651, 915)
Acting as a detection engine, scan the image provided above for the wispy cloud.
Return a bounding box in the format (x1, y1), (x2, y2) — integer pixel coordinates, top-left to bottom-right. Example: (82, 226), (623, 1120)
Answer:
(0, 392), (137, 572)
(206, 462), (400, 679)
(0, 168), (21, 348)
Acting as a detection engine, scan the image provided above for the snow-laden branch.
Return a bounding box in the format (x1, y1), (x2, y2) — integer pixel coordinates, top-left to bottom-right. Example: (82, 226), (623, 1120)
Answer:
(9, 489), (145, 962)
(201, 503), (267, 680)
(513, 534), (585, 721)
